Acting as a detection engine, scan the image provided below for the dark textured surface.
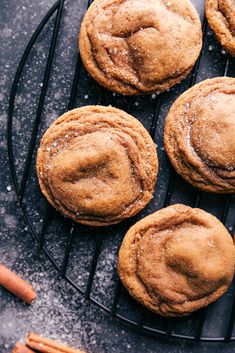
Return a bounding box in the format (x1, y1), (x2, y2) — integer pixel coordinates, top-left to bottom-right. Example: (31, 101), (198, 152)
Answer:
(1, 0), (235, 352)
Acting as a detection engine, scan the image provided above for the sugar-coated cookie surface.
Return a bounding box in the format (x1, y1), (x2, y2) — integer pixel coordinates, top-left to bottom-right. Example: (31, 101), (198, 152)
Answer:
(36, 106), (158, 226)
(164, 77), (235, 194)
(118, 204), (235, 317)
(79, 0), (202, 95)
(206, 0), (235, 57)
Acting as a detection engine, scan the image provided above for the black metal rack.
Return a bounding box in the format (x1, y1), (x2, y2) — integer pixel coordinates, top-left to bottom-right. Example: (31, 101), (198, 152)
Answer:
(7, 0), (235, 343)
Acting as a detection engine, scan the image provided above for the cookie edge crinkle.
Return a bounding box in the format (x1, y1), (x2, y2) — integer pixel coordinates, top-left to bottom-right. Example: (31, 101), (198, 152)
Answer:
(78, 0), (202, 95)
(36, 105), (159, 226)
(118, 204), (235, 316)
(206, 0), (235, 57)
(164, 77), (235, 194)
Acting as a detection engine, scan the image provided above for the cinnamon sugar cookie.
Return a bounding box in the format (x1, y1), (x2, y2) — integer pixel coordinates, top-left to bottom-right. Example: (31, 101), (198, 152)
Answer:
(164, 77), (235, 193)
(79, 0), (202, 95)
(206, 0), (235, 57)
(118, 204), (235, 317)
(36, 106), (158, 226)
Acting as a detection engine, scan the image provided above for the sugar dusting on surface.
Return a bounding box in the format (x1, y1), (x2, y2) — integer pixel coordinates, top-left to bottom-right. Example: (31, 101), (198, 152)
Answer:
(1, 0), (235, 351)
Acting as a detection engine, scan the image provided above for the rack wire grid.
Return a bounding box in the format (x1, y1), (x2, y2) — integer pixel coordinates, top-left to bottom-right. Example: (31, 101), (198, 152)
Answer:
(7, 0), (235, 343)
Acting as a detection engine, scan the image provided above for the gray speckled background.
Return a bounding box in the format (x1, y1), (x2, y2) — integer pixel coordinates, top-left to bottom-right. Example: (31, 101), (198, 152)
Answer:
(1, 0), (235, 352)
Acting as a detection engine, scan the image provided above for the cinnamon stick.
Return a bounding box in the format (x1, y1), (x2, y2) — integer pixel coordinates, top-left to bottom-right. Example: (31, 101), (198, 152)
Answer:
(26, 333), (86, 353)
(12, 342), (35, 353)
(0, 264), (36, 304)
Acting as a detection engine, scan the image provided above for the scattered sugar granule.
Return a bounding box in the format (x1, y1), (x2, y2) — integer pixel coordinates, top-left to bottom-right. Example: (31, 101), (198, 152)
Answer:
(208, 240), (215, 247)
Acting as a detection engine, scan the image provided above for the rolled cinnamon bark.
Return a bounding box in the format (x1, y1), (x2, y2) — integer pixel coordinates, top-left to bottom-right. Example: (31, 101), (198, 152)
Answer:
(12, 342), (35, 353)
(26, 333), (86, 353)
(0, 264), (36, 304)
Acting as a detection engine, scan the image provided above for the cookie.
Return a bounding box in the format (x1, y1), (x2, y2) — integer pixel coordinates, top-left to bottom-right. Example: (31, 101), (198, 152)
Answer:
(36, 106), (158, 226)
(164, 77), (235, 193)
(118, 204), (235, 317)
(79, 0), (202, 95)
(206, 0), (235, 57)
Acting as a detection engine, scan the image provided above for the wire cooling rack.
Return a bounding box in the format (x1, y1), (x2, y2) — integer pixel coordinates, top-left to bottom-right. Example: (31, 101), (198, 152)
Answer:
(7, 0), (235, 342)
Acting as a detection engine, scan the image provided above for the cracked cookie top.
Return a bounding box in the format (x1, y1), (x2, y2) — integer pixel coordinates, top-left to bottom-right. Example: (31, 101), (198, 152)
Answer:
(118, 204), (235, 316)
(206, 0), (235, 57)
(36, 106), (158, 226)
(164, 77), (235, 194)
(79, 0), (202, 95)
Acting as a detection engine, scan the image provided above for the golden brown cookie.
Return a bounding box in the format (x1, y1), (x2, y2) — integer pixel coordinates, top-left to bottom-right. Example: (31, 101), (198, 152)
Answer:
(164, 77), (235, 194)
(118, 204), (235, 317)
(36, 106), (158, 226)
(206, 0), (235, 57)
(79, 0), (202, 95)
